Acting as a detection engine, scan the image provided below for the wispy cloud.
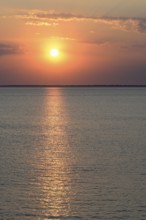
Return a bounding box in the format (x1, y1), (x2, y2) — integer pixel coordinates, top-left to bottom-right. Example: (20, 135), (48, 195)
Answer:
(25, 21), (53, 26)
(0, 42), (22, 56)
(14, 10), (146, 33)
(2, 9), (146, 33)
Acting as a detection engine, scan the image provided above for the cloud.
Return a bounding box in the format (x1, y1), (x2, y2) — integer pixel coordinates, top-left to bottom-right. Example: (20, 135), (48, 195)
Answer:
(25, 21), (53, 26)
(3, 9), (146, 33)
(113, 61), (146, 85)
(0, 42), (22, 56)
(101, 16), (146, 33)
(21, 10), (146, 33)
(27, 11), (146, 32)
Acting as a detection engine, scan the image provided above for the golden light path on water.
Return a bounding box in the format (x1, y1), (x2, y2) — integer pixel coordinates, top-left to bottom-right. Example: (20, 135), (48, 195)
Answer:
(35, 88), (74, 219)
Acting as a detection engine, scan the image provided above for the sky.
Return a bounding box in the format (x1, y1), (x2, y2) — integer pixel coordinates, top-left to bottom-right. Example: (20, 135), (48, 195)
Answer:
(0, 0), (146, 85)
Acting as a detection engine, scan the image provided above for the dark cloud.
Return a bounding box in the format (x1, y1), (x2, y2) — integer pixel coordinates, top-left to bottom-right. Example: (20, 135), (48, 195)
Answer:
(83, 60), (146, 85)
(0, 42), (22, 56)
(101, 16), (146, 33)
(137, 18), (146, 32)
(116, 62), (146, 85)
(36, 11), (83, 20)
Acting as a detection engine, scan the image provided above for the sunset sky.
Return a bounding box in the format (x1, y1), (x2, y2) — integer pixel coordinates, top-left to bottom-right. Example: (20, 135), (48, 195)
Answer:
(0, 0), (146, 85)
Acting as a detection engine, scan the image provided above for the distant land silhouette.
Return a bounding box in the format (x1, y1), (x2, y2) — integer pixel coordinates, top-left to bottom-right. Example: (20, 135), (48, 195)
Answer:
(0, 85), (146, 87)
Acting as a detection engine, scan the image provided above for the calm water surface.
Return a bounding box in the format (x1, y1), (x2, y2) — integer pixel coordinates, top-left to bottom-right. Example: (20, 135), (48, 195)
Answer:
(0, 87), (146, 220)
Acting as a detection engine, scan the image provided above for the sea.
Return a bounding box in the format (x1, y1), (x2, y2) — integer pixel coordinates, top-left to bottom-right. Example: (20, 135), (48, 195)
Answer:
(0, 87), (146, 220)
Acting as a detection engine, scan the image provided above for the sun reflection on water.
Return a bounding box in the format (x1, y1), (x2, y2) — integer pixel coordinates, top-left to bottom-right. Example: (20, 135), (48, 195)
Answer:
(36, 88), (73, 218)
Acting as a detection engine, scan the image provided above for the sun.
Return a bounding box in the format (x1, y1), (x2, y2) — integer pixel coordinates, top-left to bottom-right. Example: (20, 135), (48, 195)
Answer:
(50, 48), (59, 57)
(43, 41), (65, 62)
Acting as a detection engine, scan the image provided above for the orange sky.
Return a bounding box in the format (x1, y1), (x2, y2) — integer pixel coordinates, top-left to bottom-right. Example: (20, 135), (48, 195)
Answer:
(0, 1), (146, 85)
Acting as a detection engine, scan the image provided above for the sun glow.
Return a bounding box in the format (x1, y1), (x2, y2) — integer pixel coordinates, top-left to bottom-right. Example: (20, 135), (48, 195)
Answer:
(50, 48), (59, 57)
(42, 39), (67, 63)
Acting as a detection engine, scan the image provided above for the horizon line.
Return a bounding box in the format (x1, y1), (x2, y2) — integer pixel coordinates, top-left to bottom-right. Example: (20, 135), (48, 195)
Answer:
(0, 84), (146, 87)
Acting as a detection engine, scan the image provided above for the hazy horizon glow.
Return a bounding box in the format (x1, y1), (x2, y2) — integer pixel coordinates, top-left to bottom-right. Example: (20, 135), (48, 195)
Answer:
(0, 0), (146, 85)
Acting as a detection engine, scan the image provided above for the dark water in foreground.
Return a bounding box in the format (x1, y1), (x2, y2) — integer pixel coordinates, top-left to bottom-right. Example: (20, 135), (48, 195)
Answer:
(0, 87), (146, 220)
